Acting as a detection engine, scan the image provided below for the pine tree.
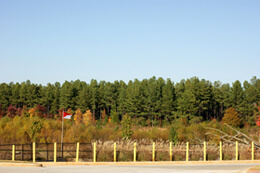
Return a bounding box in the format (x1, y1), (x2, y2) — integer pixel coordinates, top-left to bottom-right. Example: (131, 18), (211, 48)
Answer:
(242, 80), (257, 120)
(177, 90), (198, 116)
(213, 81), (224, 120)
(161, 78), (174, 121)
(143, 77), (160, 125)
(10, 82), (20, 107)
(230, 80), (244, 108)
(89, 79), (99, 119)
(220, 83), (231, 109)
(51, 82), (60, 114)
(76, 86), (90, 112)
(0, 83), (11, 110)
(60, 81), (75, 109)
(26, 82), (39, 107)
(111, 103), (119, 124)
(198, 79), (212, 120)
(117, 80), (127, 119)
(98, 81), (106, 115)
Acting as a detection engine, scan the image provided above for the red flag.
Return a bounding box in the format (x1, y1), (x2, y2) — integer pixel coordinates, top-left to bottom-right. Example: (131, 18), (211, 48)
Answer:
(63, 111), (72, 119)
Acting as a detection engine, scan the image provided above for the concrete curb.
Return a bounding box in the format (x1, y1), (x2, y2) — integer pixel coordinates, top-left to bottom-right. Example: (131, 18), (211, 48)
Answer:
(1, 160), (260, 168)
(0, 162), (42, 167)
(39, 160), (260, 167)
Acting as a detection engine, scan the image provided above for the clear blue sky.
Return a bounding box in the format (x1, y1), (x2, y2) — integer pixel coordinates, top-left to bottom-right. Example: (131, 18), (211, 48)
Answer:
(0, 0), (259, 85)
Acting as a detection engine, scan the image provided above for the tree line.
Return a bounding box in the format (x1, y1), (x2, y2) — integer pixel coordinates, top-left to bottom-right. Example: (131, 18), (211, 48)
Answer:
(0, 76), (259, 126)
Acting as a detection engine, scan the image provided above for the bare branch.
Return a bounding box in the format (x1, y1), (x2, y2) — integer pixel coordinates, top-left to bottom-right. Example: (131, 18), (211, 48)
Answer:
(224, 123), (253, 142)
(202, 123), (260, 148)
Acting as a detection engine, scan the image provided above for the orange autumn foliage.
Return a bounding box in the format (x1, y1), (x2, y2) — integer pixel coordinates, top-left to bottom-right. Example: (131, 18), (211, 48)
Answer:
(222, 107), (242, 127)
(101, 109), (106, 121)
(74, 108), (82, 126)
(83, 109), (95, 126)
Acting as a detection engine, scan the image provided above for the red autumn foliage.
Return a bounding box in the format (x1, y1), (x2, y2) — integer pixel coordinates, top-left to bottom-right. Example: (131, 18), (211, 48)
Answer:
(6, 105), (21, 118)
(256, 116), (260, 127)
(28, 105), (46, 118)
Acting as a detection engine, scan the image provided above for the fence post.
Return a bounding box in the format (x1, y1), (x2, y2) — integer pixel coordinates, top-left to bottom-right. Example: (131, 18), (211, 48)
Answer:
(76, 142), (79, 162)
(152, 142), (155, 162)
(33, 142), (36, 163)
(114, 142), (116, 162)
(236, 141), (238, 161)
(54, 142), (57, 162)
(220, 141), (222, 161)
(170, 142), (172, 161)
(22, 144), (24, 161)
(93, 142), (96, 162)
(134, 142), (136, 162)
(46, 143), (49, 161)
(252, 141), (254, 161)
(186, 142), (189, 161)
(12, 145), (15, 161)
(204, 141), (206, 161)
(62, 142), (64, 159)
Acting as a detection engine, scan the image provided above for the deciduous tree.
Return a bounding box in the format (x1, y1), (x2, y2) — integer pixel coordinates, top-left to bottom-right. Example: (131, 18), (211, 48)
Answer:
(222, 107), (242, 127)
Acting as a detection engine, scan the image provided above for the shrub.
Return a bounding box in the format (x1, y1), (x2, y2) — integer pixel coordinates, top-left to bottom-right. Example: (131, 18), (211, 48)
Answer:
(168, 126), (178, 143)
(156, 151), (169, 161)
(118, 151), (132, 161)
(122, 113), (133, 140)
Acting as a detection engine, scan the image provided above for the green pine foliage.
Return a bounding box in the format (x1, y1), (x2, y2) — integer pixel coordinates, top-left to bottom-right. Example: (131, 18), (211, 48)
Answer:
(111, 103), (119, 124)
(0, 76), (259, 127)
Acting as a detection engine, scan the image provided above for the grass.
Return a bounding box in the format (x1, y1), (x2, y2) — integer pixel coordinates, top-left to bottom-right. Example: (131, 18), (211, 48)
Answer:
(0, 160), (32, 163)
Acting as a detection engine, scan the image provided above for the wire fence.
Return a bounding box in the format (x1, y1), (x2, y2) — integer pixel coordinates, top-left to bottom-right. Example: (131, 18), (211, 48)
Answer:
(0, 143), (92, 162)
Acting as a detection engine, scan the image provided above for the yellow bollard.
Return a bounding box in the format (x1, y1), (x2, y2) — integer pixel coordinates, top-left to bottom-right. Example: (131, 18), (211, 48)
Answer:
(204, 141), (206, 161)
(54, 142), (57, 162)
(219, 141), (222, 161)
(252, 141), (254, 161)
(93, 142), (96, 162)
(170, 142), (172, 161)
(186, 142), (189, 161)
(33, 142), (36, 163)
(152, 142), (155, 162)
(76, 142), (79, 162)
(12, 145), (15, 161)
(114, 142), (116, 162)
(236, 141), (238, 161)
(134, 142), (136, 162)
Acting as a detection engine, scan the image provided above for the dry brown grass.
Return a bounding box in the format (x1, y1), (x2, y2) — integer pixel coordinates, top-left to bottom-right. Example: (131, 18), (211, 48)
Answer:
(91, 140), (257, 162)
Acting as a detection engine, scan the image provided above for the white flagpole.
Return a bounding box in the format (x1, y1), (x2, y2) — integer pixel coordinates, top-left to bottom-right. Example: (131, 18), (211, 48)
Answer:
(61, 110), (64, 151)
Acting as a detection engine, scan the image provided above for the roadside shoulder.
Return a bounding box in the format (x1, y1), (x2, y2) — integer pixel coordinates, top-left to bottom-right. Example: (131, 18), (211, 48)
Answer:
(247, 165), (260, 173)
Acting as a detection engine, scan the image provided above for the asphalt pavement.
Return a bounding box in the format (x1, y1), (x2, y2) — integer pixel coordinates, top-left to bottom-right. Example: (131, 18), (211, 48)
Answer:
(1, 163), (260, 173)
